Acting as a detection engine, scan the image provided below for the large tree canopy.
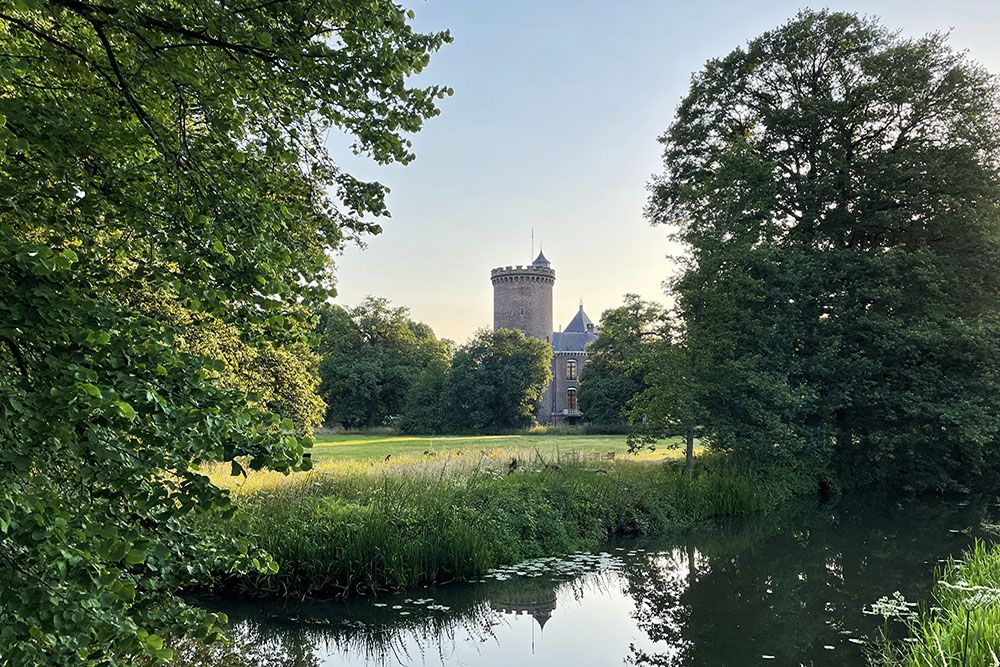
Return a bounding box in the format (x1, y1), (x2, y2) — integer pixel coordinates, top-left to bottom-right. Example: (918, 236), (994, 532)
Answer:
(447, 328), (552, 434)
(649, 10), (1000, 490)
(578, 294), (668, 427)
(0, 1), (449, 664)
(315, 297), (451, 429)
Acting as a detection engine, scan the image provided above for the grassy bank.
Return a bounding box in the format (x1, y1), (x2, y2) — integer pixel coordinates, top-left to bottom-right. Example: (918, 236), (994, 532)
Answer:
(878, 541), (1000, 665)
(308, 432), (691, 462)
(208, 448), (807, 598)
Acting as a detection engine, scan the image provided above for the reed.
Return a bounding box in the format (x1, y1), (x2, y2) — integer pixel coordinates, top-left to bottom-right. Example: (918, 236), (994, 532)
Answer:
(206, 451), (806, 598)
(877, 540), (1000, 666)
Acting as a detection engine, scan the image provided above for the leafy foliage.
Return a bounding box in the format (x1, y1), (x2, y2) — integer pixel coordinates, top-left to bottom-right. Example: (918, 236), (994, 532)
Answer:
(313, 303), (552, 435)
(315, 298), (450, 429)
(445, 328), (552, 434)
(148, 293), (325, 434)
(0, 1), (449, 664)
(649, 10), (1000, 490)
(578, 294), (668, 426)
(398, 353), (453, 435)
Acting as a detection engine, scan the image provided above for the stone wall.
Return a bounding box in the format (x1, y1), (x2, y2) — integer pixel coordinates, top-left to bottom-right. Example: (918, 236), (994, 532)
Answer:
(490, 265), (554, 343)
(547, 351), (588, 424)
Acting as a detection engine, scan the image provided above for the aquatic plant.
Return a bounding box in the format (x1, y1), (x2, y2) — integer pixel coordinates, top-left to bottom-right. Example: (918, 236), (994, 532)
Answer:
(876, 541), (1000, 666)
(202, 453), (806, 597)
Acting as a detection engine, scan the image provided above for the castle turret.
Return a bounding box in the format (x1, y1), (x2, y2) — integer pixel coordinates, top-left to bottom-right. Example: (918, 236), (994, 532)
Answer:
(491, 251), (555, 343)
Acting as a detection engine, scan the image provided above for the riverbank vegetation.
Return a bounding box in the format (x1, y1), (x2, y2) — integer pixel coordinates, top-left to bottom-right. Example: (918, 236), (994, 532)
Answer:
(876, 541), (1000, 665)
(207, 452), (809, 598)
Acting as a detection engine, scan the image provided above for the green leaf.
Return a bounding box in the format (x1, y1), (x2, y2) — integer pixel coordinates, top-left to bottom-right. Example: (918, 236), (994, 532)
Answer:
(113, 401), (136, 421)
(124, 549), (146, 567)
(77, 382), (102, 398)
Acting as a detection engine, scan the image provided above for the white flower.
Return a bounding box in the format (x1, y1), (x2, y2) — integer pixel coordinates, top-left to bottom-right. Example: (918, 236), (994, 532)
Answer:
(864, 591), (917, 620)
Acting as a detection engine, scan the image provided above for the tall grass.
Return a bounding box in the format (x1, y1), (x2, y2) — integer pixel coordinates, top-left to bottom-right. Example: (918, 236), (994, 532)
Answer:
(877, 541), (1000, 666)
(206, 452), (807, 598)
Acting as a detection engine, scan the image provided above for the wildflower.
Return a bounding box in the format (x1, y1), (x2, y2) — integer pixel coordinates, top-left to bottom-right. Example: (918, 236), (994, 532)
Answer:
(864, 591), (917, 620)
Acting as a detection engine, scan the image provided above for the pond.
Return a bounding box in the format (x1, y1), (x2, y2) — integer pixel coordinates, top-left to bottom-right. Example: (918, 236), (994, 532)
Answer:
(210, 496), (998, 666)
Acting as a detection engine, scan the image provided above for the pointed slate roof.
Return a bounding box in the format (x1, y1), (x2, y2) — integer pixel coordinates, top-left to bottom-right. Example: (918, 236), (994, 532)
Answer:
(532, 249), (551, 268)
(564, 304), (594, 333)
(551, 304), (597, 352)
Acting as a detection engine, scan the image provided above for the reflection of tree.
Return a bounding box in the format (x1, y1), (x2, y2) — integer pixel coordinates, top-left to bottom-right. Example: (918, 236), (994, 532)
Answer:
(167, 628), (321, 667)
(203, 570), (579, 666)
(622, 498), (990, 666)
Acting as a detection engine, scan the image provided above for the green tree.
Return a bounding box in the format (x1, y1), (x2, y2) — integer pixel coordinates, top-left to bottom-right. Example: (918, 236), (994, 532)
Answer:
(578, 294), (668, 426)
(145, 292), (325, 434)
(447, 329), (552, 433)
(315, 298), (450, 428)
(648, 10), (1000, 490)
(0, 2), (449, 664)
(626, 315), (706, 476)
(398, 354), (452, 434)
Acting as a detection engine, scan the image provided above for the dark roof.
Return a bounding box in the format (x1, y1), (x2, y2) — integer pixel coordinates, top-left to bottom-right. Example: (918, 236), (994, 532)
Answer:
(564, 304), (594, 333)
(551, 330), (596, 352)
(552, 305), (597, 352)
(532, 250), (551, 268)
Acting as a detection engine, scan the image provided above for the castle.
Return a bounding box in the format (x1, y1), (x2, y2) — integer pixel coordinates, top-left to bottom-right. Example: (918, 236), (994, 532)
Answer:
(491, 251), (598, 424)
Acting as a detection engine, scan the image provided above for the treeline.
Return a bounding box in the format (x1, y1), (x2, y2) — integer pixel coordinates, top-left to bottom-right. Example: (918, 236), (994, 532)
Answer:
(314, 297), (551, 434)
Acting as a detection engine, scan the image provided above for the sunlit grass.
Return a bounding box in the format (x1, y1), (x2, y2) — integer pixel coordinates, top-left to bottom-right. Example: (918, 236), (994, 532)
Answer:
(305, 433), (695, 463)
(209, 440), (699, 496)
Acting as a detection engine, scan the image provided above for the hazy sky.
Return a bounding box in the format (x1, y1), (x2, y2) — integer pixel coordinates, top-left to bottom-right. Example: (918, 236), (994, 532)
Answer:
(330, 0), (1000, 341)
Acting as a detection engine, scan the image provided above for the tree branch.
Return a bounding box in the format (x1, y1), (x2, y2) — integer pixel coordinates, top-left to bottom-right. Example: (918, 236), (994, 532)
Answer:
(3, 337), (30, 385)
(84, 16), (159, 140)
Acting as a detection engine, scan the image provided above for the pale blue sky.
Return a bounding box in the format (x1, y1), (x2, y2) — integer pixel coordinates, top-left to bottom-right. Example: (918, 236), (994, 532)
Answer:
(332, 1), (1000, 341)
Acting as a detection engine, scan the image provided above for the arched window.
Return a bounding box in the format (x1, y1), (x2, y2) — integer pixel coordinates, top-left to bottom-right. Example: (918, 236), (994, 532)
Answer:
(566, 359), (577, 380)
(566, 387), (577, 411)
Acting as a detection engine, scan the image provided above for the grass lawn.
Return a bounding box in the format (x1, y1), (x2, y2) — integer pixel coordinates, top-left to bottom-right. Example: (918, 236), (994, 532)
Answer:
(309, 433), (693, 462)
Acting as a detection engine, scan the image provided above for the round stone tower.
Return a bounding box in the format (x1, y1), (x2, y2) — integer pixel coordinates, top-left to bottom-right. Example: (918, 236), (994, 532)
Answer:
(491, 250), (555, 343)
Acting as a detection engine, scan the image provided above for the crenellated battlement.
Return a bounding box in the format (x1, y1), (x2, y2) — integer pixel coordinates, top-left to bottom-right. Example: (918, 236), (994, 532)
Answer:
(490, 265), (556, 284)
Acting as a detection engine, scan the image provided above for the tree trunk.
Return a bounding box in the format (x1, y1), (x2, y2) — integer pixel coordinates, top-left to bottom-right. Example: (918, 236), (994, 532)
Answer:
(684, 420), (695, 476)
(684, 340), (696, 477)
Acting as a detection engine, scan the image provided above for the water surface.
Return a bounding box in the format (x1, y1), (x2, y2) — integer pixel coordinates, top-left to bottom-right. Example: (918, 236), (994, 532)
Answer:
(214, 497), (997, 666)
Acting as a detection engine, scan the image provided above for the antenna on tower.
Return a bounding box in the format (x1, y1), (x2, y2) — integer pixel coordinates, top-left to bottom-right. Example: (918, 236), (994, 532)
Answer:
(531, 228), (534, 261)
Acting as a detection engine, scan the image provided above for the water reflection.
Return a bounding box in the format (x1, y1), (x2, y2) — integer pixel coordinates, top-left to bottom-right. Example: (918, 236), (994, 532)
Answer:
(489, 577), (557, 631)
(203, 497), (997, 667)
